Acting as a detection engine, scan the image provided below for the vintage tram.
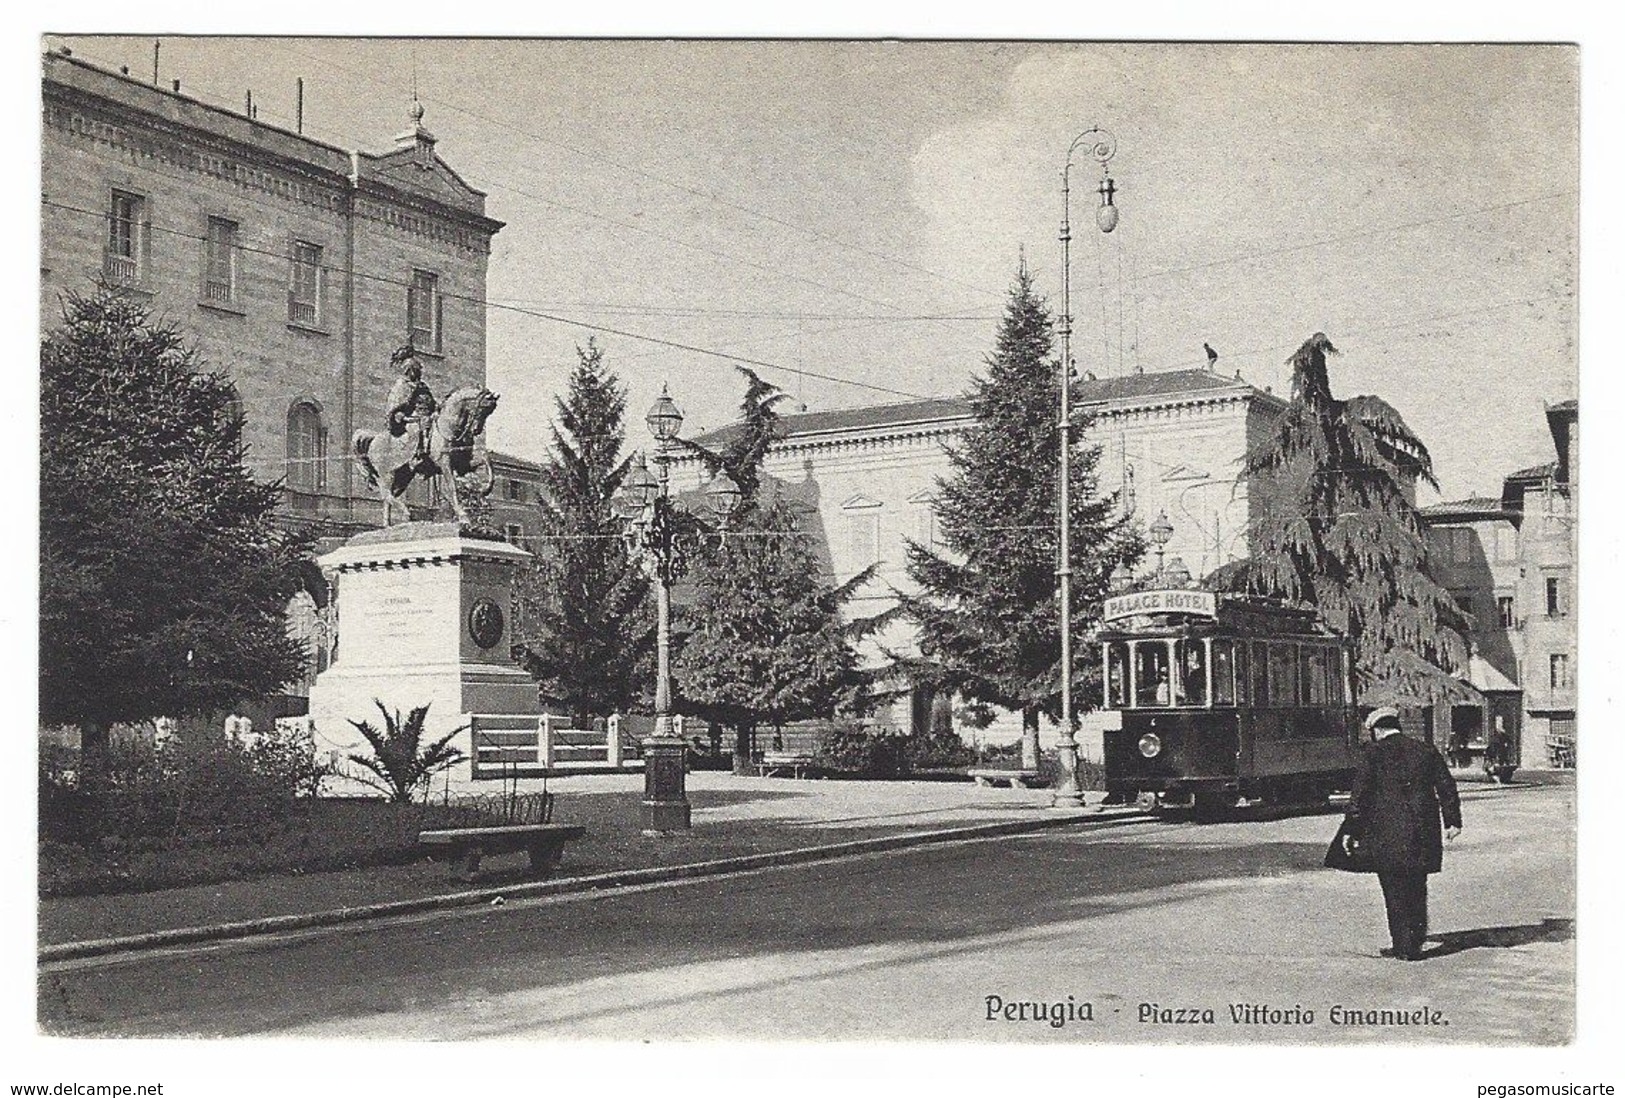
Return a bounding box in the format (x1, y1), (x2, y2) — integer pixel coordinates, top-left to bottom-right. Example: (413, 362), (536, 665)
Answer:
(1098, 587), (1360, 819)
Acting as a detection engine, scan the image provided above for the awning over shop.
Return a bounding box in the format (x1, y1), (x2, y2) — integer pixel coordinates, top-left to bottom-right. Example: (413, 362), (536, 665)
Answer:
(1462, 652), (1520, 695)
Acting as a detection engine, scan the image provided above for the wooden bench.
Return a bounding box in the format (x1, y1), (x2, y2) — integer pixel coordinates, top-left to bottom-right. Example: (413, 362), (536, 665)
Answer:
(967, 768), (1043, 789)
(419, 824), (587, 882)
(758, 752), (818, 779)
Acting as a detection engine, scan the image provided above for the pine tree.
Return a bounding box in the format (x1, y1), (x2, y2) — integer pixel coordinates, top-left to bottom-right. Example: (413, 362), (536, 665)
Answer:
(675, 367), (878, 772)
(512, 339), (653, 723)
(1218, 332), (1469, 705)
(899, 264), (1141, 767)
(40, 291), (309, 783)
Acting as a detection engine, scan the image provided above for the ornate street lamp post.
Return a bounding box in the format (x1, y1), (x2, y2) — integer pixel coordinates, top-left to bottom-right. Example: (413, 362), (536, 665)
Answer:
(1053, 126), (1119, 809)
(616, 386), (740, 833)
(1149, 510), (1174, 579)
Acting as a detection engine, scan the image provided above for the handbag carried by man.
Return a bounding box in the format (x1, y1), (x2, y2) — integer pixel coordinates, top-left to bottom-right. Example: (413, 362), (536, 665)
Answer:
(1324, 817), (1376, 873)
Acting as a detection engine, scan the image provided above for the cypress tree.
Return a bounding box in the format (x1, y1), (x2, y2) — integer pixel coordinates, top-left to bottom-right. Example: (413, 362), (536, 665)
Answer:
(898, 264), (1141, 767)
(513, 339), (653, 723)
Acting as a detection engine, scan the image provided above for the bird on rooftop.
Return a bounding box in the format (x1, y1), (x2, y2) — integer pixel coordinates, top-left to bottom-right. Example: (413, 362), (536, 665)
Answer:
(1204, 343), (1219, 369)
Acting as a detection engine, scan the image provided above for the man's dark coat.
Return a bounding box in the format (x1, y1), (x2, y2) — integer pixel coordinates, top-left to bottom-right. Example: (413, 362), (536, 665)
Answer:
(1345, 733), (1463, 874)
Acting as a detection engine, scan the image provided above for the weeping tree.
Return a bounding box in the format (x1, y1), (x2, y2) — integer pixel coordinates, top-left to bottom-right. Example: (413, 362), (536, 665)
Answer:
(1217, 332), (1469, 706)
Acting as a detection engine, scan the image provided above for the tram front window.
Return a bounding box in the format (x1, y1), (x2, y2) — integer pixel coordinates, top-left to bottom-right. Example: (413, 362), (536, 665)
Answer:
(1133, 642), (1172, 707)
(1175, 639), (1207, 706)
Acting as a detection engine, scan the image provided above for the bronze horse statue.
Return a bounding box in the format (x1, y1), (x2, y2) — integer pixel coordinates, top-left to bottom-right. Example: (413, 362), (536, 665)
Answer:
(353, 386), (500, 527)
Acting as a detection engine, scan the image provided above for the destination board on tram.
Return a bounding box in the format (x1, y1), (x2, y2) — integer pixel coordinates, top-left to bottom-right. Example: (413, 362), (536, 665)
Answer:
(1102, 589), (1218, 622)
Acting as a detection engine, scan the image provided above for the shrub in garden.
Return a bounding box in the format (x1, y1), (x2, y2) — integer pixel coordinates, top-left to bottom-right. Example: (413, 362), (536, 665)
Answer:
(347, 701), (465, 804)
(38, 719), (328, 846)
(815, 723), (908, 778)
(905, 728), (976, 771)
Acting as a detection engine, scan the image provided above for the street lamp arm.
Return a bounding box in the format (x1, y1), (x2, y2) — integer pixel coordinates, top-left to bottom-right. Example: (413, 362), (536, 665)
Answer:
(1064, 126), (1118, 175)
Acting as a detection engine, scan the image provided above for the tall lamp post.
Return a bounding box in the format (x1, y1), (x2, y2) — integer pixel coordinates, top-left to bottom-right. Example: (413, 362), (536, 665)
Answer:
(617, 385), (739, 833)
(1053, 126), (1119, 809)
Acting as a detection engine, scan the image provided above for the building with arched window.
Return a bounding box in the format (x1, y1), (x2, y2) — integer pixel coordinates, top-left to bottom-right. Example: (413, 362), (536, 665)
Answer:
(285, 400), (328, 502)
(41, 48), (505, 720)
(40, 49), (504, 538)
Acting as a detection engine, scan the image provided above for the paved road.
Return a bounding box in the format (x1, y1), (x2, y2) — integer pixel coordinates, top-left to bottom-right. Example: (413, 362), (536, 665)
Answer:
(39, 782), (1573, 1044)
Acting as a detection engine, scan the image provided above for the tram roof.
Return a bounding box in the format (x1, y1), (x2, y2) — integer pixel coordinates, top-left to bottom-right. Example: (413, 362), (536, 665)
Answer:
(1098, 593), (1341, 641)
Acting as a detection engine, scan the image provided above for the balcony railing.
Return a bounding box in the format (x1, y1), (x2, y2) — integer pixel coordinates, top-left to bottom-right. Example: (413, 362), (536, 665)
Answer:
(203, 280), (233, 304)
(104, 253), (137, 283)
(289, 300), (319, 327)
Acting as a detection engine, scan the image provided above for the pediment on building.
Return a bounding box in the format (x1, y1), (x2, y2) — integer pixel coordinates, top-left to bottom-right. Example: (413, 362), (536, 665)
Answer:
(1160, 463), (1212, 483)
(841, 493), (884, 510)
(364, 147), (487, 215)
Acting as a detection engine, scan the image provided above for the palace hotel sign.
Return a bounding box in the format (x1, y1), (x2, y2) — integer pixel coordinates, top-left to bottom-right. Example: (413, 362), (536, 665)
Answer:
(1102, 589), (1218, 622)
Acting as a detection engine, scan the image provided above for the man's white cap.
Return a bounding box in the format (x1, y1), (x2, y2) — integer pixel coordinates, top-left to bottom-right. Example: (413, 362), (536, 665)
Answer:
(1364, 705), (1401, 731)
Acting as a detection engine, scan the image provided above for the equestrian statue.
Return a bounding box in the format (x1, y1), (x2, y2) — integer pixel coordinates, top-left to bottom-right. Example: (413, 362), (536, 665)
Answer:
(353, 346), (500, 528)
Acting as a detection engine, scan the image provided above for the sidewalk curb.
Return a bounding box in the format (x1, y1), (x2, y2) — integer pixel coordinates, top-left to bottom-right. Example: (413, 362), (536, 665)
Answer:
(40, 807), (1147, 964)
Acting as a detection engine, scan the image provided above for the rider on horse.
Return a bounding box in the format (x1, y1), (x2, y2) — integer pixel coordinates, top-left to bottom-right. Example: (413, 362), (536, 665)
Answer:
(385, 346), (438, 467)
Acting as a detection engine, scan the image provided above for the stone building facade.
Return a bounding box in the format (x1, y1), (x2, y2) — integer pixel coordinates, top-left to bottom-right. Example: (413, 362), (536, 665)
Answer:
(1420, 399), (1577, 769)
(40, 49), (504, 535)
(677, 369), (1285, 756)
(40, 49), (505, 714)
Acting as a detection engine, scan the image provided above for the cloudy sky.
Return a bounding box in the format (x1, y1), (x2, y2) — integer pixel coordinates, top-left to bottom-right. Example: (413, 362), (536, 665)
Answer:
(51, 37), (1579, 502)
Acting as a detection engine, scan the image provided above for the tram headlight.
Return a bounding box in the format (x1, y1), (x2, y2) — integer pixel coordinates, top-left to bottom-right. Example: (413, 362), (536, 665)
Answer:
(1138, 732), (1163, 759)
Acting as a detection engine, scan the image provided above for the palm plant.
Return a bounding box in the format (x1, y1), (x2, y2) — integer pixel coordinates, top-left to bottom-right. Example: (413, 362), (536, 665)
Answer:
(1220, 332), (1470, 706)
(347, 701), (466, 803)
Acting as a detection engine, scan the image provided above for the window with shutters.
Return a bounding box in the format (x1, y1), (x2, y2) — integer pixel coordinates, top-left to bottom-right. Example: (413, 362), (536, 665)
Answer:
(203, 217), (239, 305)
(1549, 653), (1571, 690)
(106, 190), (145, 283)
(288, 241), (323, 327)
(286, 402), (327, 494)
(408, 269), (442, 352)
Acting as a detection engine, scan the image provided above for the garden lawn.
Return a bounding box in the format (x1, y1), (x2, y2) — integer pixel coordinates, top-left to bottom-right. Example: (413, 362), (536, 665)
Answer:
(39, 774), (1075, 947)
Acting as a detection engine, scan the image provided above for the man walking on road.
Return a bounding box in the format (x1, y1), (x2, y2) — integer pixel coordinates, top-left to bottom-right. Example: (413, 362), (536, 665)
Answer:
(1344, 706), (1463, 961)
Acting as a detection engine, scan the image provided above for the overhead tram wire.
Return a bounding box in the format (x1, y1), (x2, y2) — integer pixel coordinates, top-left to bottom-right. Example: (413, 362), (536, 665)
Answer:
(41, 198), (934, 405)
(57, 39), (1575, 315)
(260, 39), (1009, 303)
(58, 38), (971, 320)
(1132, 191), (1577, 285)
(468, 168), (916, 316)
(1134, 289), (1576, 377)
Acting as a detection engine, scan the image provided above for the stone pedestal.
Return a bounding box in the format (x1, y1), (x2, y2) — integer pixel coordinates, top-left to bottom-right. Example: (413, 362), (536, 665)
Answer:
(641, 734), (692, 832)
(307, 522), (537, 793)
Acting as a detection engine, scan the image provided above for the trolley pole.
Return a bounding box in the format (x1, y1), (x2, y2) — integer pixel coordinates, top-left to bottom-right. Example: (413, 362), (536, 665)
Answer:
(1052, 127), (1118, 809)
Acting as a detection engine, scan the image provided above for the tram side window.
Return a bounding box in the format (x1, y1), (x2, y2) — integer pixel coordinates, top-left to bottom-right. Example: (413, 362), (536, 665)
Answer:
(1232, 641), (1250, 705)
(1212, 639), (1236, 705)
(1134, 642), (1172, 707)
(1304, 645), (1329, 705)
(1251, 641), (1270, 706)
(1105, 643), (1130, 708)
(1268, 643), (1299, 707)
(1175, 639), (1207, 706)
